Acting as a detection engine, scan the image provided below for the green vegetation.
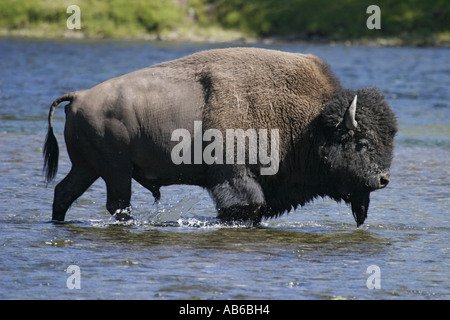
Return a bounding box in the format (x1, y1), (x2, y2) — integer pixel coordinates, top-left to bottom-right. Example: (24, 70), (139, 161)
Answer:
(0, 0), (187, 38)
(213, 0), (449, 43)
(0, 0), (448, 45)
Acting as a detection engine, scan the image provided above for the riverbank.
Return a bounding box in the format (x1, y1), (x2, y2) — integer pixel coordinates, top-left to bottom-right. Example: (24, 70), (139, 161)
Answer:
(0, 0), (448, 47)
(2, 27), (448, 48)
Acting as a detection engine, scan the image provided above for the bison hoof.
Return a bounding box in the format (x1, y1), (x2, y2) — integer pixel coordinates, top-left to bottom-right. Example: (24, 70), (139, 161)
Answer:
(217, 204), (263, 227)
(113, 208), (133, 221)
(218, 218), (261, 228)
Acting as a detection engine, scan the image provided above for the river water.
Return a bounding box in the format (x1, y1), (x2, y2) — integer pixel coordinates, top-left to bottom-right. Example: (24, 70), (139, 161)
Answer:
(0, 38), (448, 300)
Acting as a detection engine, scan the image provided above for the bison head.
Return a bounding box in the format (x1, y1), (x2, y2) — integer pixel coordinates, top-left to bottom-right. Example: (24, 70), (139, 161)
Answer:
(318, 87), (397, 226)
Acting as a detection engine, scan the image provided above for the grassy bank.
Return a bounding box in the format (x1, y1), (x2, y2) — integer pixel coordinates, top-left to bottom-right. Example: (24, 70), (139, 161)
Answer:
(213, 0), (450, 45)
(0, 0), (448, 45)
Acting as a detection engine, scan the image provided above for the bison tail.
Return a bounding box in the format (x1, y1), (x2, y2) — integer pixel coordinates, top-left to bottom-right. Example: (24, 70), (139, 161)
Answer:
(43, 92), (74, 184)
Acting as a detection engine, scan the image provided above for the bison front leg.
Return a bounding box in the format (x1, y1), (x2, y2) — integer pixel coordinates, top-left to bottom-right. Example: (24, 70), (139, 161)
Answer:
(208, 166), (266, 226)
(216, 203), (265, 226)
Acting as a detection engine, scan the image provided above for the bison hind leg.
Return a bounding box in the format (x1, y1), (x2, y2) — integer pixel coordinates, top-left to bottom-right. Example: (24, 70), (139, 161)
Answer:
(52, 166), (99, 221)
(103, 169), (133, 221)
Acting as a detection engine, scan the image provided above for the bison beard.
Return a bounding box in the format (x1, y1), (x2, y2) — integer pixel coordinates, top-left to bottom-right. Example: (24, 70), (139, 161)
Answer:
(351, 191), (370, 227)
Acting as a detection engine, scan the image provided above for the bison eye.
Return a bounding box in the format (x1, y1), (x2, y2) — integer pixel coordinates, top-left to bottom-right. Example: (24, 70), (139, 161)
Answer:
(356, 139), (369, 151)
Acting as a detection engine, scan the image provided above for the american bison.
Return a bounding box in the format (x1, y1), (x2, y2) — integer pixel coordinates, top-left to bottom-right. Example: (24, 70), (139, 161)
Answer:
(43, 48), (397, 226)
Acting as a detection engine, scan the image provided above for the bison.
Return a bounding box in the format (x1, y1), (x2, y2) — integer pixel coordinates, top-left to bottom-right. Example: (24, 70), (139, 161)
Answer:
(43, 47), (397, 227)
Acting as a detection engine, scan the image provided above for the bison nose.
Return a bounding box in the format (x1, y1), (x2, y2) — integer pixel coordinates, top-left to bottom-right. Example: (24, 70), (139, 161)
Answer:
(379, 172), (390, 189)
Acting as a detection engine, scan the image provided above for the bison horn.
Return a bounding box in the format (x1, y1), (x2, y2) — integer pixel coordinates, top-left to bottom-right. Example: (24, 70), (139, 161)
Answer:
(344, 95), (358, 130)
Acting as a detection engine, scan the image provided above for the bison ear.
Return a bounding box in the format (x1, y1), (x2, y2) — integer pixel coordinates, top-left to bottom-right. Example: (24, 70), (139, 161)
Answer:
(344, 95), (358, 130)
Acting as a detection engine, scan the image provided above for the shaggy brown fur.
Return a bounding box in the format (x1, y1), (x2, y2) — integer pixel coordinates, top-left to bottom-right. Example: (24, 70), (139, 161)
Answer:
(159, 48), (342, 155)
